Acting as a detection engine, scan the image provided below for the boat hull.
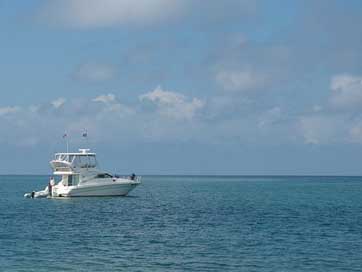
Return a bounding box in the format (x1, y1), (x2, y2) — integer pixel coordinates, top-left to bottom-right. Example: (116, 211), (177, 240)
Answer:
(53, 181), (140, 197)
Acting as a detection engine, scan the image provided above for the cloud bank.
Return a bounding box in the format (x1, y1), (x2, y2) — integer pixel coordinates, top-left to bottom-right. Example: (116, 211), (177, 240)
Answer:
(0, 83), (294, 147)
(38, 0), (189, 28)
(37, 0), (258, 28)
(329, 74), (362, 110)
(139, 86), (204, 120)
(298, 73), (362, 144)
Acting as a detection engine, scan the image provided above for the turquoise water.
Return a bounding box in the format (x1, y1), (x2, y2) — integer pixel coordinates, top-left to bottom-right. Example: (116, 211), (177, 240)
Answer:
(1, 175), (362, 271)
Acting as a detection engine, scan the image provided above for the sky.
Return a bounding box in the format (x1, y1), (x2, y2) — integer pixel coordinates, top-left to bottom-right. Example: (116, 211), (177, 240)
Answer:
(1, 0), (362, 175)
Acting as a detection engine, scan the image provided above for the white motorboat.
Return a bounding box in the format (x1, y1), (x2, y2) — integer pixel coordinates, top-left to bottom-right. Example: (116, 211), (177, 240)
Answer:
(25, 148), (141, 198)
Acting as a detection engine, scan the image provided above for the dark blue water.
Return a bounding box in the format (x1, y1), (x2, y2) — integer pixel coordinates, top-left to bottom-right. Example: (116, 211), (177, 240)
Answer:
(1, 175), (362, 271)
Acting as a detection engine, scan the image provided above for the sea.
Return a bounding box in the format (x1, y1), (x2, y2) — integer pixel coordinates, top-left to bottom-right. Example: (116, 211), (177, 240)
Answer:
(1, 175), (362, 271)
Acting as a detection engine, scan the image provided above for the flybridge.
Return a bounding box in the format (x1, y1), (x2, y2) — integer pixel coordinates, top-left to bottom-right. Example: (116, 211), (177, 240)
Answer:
(51, 149), (98, 172)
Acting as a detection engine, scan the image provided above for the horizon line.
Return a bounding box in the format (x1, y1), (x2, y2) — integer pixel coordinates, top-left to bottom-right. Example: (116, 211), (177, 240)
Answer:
(1, 174), (362, 177)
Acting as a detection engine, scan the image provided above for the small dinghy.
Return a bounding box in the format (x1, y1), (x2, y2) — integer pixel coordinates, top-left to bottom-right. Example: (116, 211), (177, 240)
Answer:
(24, 186), (50, 198)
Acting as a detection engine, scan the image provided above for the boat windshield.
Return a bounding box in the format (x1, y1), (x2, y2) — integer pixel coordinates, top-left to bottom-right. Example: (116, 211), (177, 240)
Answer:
(54, 154), (97, 168)
(55, 154), (69, 161)
(54, 154), (76, 163)
(72, 155), (97, 168)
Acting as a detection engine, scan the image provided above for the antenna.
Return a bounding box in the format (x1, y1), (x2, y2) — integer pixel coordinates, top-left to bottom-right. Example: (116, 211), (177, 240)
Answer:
(63, 132), (69, 153)
(82, 129), (89, 147)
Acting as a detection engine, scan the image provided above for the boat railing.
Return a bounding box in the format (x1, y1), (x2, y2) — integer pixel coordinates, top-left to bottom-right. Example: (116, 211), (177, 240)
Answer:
(115, 175), (142, 182)
(53, 166), (73, 172)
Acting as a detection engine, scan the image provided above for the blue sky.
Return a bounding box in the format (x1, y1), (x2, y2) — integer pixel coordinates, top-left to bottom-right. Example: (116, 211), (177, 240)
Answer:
(1, 0), (362, 175)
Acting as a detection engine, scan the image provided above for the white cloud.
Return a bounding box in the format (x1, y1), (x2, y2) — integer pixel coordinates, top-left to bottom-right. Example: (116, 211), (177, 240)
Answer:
(139, 86), (204, 120)
(93, 94), (117, 104)
(39, 0), (188, 28)
(51, 98), (66, 109)
(329, 74), (362, 110)
(294, 74), (362, 145)
(38, 0), (258, 28)
(140, 86), (184, 105)
(298, 114), (348, 145)
(93, 94), (134, 116)
(216, 69), (267, 92)
(0, 106), (20, 117)
(0, 90), (203, 147)
(73, 63), (116, 81)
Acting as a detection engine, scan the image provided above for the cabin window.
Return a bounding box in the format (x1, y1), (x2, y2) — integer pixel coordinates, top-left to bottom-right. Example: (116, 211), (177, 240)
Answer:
(96, 173), (112, 179)
(63, 175), (80, 186)
(72, 175), (80, 185)
(68, 175), (73, 186)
